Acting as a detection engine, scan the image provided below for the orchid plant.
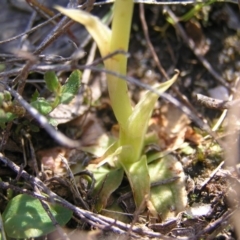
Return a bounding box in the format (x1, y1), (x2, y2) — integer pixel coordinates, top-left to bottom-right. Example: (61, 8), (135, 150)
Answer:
(56, 0), (186, 220)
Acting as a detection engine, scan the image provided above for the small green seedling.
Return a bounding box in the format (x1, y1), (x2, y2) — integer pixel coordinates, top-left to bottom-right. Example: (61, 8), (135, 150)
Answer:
(0, 90), (25, 128)
(31, 70), (82, 116)
(166, 0), (215, 24)
(0, 70), (82, 129)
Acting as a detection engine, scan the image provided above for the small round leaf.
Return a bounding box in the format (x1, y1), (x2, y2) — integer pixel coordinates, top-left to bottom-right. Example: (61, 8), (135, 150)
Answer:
(44, 71), (61, 93)
(31, 99), (53, 115)
(3, 194), (72, 238)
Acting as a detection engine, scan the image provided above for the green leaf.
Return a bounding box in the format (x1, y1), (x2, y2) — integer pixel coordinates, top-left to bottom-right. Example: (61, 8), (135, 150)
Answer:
(0, 93), (4, 106)
(60, 70), (82, 104)
(148, 155), (187, 220)
(90, 166), (124, 212)
(44, 71), (61, 93)
(31, 99), (53, 115)
(0, 212), (6, 240)
(81, 134), (117, 157)
(122, 154), (150, 209)
(3, 91), (11, 101)
(60, 92), (75, 104)
(119, 72), (179, 164)
(5, 112), (16, 122)
(29, 124), (40, 132)
(31, 90), (40, 102)
(2, 194), (72, 238)
(55, 6), (111, 57)
(0, 110), (16, 124)
(47, 117), (58, 127)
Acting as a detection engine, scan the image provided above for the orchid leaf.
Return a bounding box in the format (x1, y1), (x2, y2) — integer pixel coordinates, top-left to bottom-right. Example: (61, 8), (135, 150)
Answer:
(55, 6), (111, 57)
(55, 4), (133, 128)
(120, 71), (179, 162)
(90, 165), (124, 212)
(121, 154), (150, 208)
(148, 155), (187, 220)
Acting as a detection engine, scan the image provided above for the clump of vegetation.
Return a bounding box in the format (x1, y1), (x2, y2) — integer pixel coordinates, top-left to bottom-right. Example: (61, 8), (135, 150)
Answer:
(56, 0), (187, 220)
(0, 90), (25, 128)
(0, 70), (81, 129)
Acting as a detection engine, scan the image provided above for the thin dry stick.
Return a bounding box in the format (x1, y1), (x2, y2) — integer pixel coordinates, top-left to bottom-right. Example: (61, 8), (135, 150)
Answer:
(199, 161), (224, 190)
(26, 0), (59, 23)
(194, 209), (234, 239)
(27, 0), (80, 45)
(0, 122), (13, 151)
(0, 7), (68, 104)
(164, 6), (230, 90)
(0, 14), (60, 45)
(139, 3), (168, 79)
(18, 10), (37, 49)
(22, 130), (40, 177)
(195, 93), (233, 110)
(79, 0), (239, 6)
(211, 78), (239, 132)
(40, 200), (69, 240)
(127, 195), (148, 238)
(14, 54), (37, 95)
(33, 0), (92, 55)
(196, 90), (240, 133)
(83, 0), (96, 12)
(61, 157), (90, 210)
(195, 78), (239, 135)
(0, 51), (127, 78)
(139, 3), (208, 127)
(34, 17), (75, 55)
(82, 41), (97, 84)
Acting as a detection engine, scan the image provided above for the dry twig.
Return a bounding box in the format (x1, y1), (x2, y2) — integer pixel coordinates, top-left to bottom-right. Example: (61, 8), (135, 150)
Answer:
(164, 6), (230, 90)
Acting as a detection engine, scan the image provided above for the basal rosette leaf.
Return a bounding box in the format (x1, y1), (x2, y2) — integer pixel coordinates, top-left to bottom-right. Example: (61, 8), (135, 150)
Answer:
(89, 165), (124, 212)
(3, 194), (72, 238)
(121, 154), (150, 209)
(148, 155), (187, 220)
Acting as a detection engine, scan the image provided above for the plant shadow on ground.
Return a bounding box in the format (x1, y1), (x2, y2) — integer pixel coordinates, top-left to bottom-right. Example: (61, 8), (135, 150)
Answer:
(1, 0), (240, 239)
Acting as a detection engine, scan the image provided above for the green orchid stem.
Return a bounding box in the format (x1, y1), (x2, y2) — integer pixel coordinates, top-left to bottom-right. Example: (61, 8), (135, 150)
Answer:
(105, 0), (134, 128)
